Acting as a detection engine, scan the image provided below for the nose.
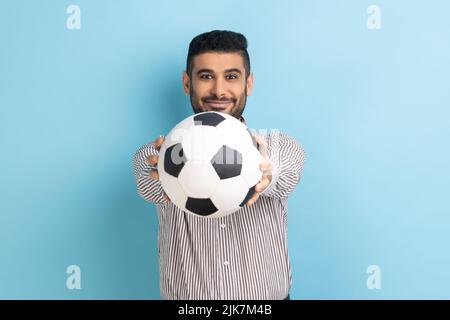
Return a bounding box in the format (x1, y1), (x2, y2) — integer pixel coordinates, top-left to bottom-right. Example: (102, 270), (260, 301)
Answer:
(211, 77), (226, 98)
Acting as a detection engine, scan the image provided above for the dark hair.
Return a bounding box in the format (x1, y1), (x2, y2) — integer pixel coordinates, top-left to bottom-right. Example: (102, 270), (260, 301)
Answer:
(186, 30), (251, 78)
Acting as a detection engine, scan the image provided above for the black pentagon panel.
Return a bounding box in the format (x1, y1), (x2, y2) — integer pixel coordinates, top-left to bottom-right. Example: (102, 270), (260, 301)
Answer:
(186, 197), (218, 216)
(239, 184), (257, 207)
(164, 143), (187, 178)
(247, 129), (260, 151)
(211, 145), (242, 179)
(193, 112), (226, 127)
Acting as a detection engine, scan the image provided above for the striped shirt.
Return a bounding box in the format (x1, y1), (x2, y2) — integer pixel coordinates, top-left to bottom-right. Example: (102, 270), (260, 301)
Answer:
(133, 118), (306, 300)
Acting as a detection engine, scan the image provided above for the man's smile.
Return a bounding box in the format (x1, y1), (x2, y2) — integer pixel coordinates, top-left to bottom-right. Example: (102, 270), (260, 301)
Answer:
(204, 100), (233, 110)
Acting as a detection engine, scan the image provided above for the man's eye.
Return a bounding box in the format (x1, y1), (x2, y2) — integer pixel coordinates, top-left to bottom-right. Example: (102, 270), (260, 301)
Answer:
(200, 74), (213, 79)
(227, 74), (238, 80)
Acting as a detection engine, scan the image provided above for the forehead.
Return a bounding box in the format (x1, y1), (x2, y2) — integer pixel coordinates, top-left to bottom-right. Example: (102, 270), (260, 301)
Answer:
(192, 52), (245, 72)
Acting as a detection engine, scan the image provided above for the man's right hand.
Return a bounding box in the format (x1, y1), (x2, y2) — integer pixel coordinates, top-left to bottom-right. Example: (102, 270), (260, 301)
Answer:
(145, 135), (170, 202)
(145, 135), (165, 180)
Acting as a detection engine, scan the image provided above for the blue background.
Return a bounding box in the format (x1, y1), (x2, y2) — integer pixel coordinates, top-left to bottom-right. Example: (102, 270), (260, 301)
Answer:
(1, 0), (449, 299)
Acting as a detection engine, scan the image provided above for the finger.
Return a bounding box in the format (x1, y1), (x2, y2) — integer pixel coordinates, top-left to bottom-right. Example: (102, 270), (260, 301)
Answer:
(260, 161), (272, 172)
(247, 192), (258, 205)
(254, 180), (263, 193)
(247, 186), (262, 205)
(255, 178), (270, 192)
(149, 169), (159, 180)
(247, 192), (260, 206)
(153, 135), (165, 149)
(163, 191), (170, 202)
(146, 154), (159, 166)
(255, 135), (268, 158)
(260, 164), (272, 177)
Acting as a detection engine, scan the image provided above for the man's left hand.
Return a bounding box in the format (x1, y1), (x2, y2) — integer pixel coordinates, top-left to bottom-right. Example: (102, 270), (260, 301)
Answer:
(247, 135), (272, 206)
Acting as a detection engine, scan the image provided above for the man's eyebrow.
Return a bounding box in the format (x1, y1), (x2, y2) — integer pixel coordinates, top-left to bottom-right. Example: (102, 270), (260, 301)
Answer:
(224, 68), (242, 74)
(196, 69), (214, 75)
(196, 68), (242, 75)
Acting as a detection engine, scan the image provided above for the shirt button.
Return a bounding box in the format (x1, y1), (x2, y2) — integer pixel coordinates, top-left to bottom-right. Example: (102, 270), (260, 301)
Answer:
(223, 261), (229, 266)
(220, 223), (226, 229)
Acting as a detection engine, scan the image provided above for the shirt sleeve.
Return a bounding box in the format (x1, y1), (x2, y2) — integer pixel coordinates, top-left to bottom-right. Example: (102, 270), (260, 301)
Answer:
(133, 141), (169, 204)
(260, 131), (306, 199)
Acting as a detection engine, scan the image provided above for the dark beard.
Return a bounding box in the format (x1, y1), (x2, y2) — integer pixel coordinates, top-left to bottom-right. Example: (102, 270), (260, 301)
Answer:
(190, 85), (247, 120)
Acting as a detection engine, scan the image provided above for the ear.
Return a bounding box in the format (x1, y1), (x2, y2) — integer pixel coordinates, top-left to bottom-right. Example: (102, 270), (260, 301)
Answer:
(182, 71), (190, 96)
(246, 72), (254, 96)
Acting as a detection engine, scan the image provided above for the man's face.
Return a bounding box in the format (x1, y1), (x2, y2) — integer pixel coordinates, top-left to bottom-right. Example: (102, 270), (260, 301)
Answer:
(183, 52), (254, 120)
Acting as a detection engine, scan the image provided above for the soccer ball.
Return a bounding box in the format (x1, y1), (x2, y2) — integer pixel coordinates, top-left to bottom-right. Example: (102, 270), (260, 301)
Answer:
(157, 111), (262, 218)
